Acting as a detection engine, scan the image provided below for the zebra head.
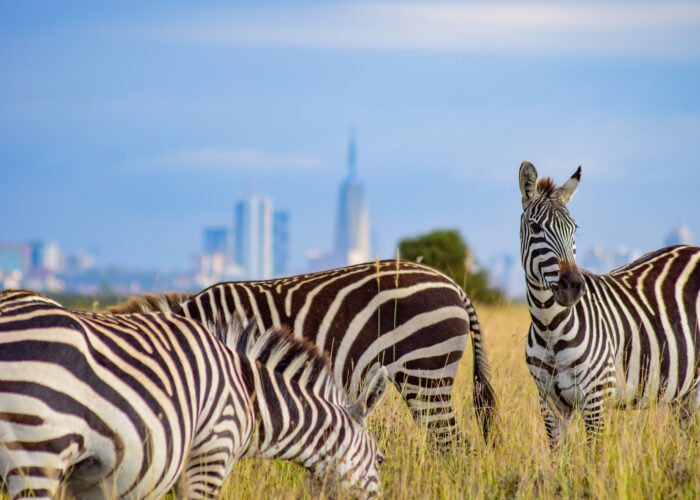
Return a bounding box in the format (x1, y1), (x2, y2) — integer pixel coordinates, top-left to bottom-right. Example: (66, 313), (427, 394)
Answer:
(519, 161), (585, 307)
(323, 366), (389, 498)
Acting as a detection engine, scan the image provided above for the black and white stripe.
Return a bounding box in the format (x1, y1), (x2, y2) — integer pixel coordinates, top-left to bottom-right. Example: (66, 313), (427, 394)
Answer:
(519, 161), (700, 446)
(111, 260), (497, 447)
(0, 290), (387, 499)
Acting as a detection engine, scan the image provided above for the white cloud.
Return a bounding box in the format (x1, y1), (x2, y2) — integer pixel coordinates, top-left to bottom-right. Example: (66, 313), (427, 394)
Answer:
(152, 2), (700, 58)
(140, 147), (325, 172)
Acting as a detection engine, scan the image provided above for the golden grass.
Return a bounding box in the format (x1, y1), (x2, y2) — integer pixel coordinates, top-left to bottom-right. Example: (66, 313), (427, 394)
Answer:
(221, 304), (700, 499)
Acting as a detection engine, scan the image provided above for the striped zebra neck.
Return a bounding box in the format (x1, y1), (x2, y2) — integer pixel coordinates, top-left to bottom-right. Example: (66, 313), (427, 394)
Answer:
(230, 324), (347, 460)
(525, 276), (576, 336)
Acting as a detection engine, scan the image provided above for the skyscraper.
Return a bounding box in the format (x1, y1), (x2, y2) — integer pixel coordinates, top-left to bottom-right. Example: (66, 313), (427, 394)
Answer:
(234, 196), (274, 280)
(273, 210), (289, 277)
(203, 227), (230, 256)
(29, 241), (63, 273)
(334, 132), (371, 265)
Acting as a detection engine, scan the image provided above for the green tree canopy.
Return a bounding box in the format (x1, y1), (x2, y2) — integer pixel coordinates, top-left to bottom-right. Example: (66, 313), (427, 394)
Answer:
(398, 229), (504, 304)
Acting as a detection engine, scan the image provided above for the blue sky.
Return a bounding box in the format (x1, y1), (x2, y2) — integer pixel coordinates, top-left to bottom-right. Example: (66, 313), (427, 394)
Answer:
(2, 1), (700, 273)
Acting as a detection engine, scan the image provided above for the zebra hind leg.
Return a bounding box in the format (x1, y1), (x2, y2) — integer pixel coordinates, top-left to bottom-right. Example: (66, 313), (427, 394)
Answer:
(174, 446), (231, 498)
(395, 377), (464, 452)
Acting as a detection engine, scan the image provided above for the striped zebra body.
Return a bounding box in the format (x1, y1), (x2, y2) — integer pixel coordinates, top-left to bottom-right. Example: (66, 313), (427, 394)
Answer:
(111, 260), (497, 446)
(519, 162), (700, 446)
(0, 290), (249, 499)
(0, 290), (387, 499)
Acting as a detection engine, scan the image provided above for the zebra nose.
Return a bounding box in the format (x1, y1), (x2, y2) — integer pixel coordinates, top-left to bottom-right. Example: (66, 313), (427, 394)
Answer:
(557, 269), (585, 305)
(560, 270), (582, 290)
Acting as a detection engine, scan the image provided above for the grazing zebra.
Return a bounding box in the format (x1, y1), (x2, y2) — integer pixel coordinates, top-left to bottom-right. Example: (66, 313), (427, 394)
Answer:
(109, 260), (497, 447)
(0, 290), (388, 499)
(519, 161), (700, 446)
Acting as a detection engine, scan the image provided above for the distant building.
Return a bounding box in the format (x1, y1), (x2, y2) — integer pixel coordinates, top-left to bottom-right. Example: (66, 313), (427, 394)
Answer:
(0, 243), (28, 289)
(195, 226), (240, 287)
(273, 211), (289, 277)
(29, 240), (63, 273)
(0, 243), (27, 274)
(23, 241), (64, 292)
(203, 227), (231, 256)
(63, 251), (95, 275)
(234, 196), (274, 280)
(665, 225), (693, 246)
(334, 132), (371, 266)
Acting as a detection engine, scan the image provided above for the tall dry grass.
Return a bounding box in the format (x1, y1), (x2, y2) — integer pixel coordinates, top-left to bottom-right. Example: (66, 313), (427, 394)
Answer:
(221, 304), (700, 499)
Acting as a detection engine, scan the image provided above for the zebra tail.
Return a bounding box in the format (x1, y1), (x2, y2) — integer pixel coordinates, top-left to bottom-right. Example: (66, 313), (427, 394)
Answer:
(464, 296), (497, 442)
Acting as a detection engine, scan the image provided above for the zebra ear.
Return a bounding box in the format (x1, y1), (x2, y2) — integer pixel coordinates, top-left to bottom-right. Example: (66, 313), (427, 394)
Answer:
(348, 367), (389, 422)
(555, 166), (582, 205)
(519, 161), (539, 209)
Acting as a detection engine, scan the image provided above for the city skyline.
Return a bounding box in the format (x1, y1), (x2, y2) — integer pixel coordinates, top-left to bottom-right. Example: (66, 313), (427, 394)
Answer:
(2, 2), (699, 281)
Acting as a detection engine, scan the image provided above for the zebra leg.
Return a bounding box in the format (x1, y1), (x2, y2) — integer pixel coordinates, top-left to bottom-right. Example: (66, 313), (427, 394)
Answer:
(175, 436), (237, 499)
(581, 401), (606, 448)
(538, 396), (570, 449)
(674, 380), (700, 431)
(394, 376), (462, 450)
(1, 456), (67, 500)
(175, 456), (229, 499)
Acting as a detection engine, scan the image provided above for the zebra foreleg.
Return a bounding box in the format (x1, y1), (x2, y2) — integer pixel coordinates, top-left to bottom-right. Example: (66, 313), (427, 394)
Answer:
(538, 396), (570, 449)
(581, 400), (606, 450)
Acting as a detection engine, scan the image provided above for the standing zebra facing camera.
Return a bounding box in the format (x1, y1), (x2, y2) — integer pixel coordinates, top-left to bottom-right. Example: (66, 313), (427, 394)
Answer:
(0, 290), (388, 499)
(519, 161), (700, 447)
(110, 259), (497, 448)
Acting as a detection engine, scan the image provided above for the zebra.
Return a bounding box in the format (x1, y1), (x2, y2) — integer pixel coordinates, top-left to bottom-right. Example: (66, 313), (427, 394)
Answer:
(519, 161), (700, 446)
(0, 290), (388, 499)
(109, 259), (497, 447)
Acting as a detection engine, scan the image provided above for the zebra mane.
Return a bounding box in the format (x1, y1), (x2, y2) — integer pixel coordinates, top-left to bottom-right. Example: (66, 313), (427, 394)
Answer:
(229, 319), (336, 394)
(107, 292), (192, 315)
(536, 177), (557, 196)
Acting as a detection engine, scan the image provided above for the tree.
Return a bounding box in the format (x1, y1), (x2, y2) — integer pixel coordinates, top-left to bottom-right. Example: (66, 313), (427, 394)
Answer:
(398, 229), (504, 304)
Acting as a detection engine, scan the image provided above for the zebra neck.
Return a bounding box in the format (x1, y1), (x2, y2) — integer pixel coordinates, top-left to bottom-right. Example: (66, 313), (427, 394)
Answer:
(525, 280), (574, 335)
(240, 363), (311, 461)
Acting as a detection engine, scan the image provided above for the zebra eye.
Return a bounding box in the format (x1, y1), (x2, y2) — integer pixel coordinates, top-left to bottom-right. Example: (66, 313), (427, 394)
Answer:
(376, 452), (385, 466)
(530, 221), (543, 233)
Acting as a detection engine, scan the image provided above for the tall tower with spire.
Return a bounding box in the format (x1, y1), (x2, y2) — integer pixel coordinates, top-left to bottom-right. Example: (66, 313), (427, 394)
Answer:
(334, 131), (371, 265)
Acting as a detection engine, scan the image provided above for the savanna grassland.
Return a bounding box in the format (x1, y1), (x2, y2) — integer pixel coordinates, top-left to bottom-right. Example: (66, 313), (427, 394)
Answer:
(223, 304), (700, 499)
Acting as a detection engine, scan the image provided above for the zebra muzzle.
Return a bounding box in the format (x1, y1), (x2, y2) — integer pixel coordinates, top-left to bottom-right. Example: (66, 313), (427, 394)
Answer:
(553, 264), (585, 307)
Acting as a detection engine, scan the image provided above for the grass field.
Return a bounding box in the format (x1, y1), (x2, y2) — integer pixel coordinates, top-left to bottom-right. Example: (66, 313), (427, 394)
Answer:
(223, 304), (700, 499)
